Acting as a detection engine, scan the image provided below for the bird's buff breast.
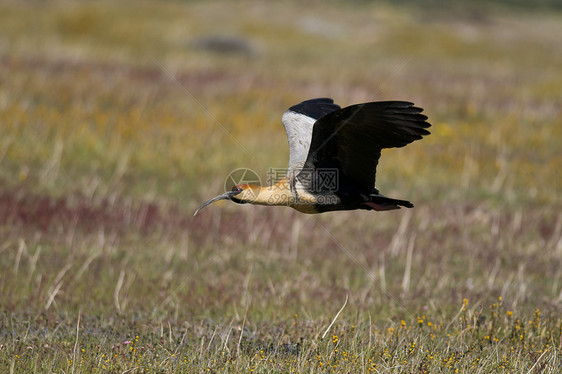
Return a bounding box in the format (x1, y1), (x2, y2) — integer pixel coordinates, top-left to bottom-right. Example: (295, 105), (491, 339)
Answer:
(253, 183), (320, 214)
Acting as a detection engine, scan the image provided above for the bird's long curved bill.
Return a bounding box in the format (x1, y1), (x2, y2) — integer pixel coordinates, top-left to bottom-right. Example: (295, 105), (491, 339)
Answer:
(193, 191), (237, 216)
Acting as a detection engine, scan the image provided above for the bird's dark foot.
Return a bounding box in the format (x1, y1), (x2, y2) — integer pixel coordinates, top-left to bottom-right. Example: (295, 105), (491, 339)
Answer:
(364, 202), (401, 211)
(367, 194), (414, 210)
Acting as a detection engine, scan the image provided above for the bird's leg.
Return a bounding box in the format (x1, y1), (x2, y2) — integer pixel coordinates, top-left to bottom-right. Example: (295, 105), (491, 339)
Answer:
(364, 202), (401, 211)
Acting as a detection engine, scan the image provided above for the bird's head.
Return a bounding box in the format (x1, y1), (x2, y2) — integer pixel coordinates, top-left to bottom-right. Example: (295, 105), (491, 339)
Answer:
(193, 184), (262, 216)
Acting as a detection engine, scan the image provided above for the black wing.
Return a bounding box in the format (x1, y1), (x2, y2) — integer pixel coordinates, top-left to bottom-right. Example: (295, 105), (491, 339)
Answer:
(299, 101), (431, 192)
(288, 98), (341, 121)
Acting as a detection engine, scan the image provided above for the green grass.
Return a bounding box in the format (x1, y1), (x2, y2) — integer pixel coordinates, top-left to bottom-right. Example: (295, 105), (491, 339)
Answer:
(1, 0), (561, 372)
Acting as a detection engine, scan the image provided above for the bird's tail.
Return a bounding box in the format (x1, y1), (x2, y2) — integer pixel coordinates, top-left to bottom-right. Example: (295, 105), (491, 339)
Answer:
(365, 194), (413, 211)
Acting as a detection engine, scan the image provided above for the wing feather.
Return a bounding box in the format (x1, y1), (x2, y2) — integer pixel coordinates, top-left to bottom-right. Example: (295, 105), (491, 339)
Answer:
(299, 101), (431, 192)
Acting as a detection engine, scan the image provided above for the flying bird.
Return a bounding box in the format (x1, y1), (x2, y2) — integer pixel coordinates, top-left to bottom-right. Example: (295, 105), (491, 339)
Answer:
(194, 98), (430, 215)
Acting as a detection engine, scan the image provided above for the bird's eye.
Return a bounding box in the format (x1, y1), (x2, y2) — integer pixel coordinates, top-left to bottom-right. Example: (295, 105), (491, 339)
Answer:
(231, 186), (243, 193)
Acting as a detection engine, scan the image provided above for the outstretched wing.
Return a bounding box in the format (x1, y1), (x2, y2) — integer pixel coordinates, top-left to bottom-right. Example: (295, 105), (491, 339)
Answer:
(281, 98), (341, 175)
(299, 101), (431, 192)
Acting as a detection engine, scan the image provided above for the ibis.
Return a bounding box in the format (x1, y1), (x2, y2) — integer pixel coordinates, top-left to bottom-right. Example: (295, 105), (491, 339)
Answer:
(194, 98), (431, 215)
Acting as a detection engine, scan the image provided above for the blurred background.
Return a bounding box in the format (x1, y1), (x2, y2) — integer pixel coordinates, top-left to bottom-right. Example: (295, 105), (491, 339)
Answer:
(1, 0), (561, 371)
(2, 0), (560, 204)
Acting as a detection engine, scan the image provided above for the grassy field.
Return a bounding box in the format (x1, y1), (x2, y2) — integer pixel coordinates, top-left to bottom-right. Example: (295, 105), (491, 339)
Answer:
(1, 0), (561, 372)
